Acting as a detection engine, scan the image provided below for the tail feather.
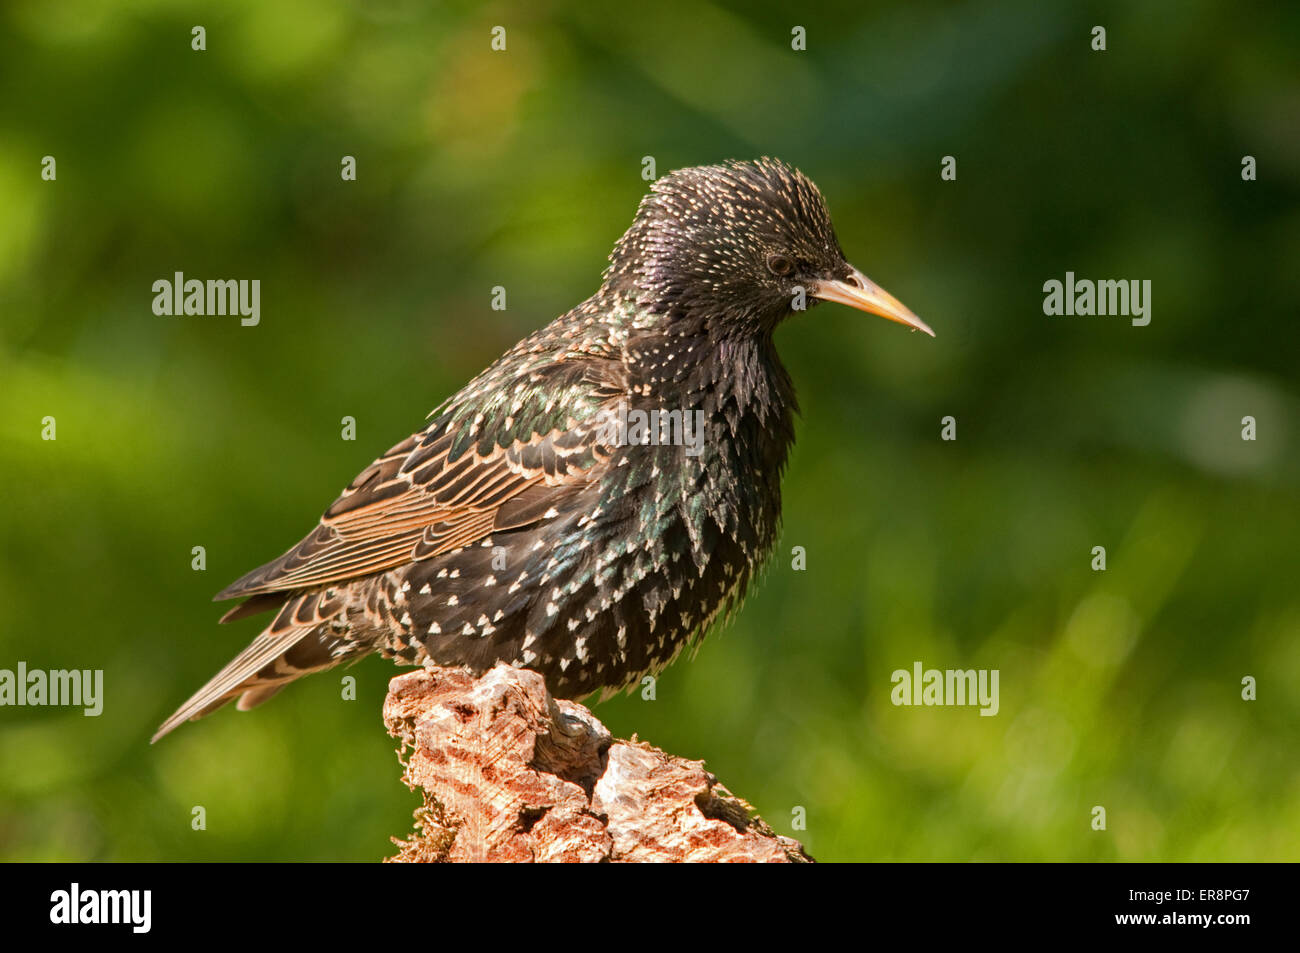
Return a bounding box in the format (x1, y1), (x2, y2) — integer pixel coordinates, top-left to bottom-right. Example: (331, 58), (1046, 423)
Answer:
(151, 628), (317, 743)
(218, 593), (288, 624)
(235, 683), (287, 711)
(157, 585), (375, 742)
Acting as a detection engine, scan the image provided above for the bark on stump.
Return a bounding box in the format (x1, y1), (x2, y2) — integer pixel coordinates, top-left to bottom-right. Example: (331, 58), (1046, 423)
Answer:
(383, 663), (811, 863)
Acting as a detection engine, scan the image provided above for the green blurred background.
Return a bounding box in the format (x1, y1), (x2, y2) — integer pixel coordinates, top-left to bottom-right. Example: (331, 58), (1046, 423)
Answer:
(1, 0), (1297, 862)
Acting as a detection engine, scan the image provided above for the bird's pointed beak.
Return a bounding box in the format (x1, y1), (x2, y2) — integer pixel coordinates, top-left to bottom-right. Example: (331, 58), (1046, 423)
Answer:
(810, 266), (935, 337)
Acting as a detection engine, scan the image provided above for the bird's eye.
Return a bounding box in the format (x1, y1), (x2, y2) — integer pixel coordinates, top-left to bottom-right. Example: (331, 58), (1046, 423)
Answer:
(766, 254), (795, 277)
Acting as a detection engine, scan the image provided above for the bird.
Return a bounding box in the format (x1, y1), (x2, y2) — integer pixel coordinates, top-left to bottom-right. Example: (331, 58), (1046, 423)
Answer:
(152, 158), (933, 742)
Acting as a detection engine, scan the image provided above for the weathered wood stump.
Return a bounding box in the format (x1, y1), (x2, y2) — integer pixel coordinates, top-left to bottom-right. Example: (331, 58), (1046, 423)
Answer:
(383, 663), (811, 863)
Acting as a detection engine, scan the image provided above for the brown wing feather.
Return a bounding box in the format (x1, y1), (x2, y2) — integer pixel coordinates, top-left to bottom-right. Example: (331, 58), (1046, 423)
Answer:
(214, 359), (623, 603)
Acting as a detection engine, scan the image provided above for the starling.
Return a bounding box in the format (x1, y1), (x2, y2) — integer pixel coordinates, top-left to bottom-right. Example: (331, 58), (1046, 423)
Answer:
(153, 158), (933, 742)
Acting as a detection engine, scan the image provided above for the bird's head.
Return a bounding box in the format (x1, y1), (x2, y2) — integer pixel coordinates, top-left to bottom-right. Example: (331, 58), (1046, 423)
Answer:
(606, 158), (933, 339)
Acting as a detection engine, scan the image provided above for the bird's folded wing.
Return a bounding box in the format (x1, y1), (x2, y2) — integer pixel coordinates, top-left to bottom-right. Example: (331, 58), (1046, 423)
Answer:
(214, 358), (625, 601)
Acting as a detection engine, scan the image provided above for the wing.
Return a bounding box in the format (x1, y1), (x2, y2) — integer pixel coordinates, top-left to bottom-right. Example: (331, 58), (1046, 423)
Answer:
(214, 356), (625, 604)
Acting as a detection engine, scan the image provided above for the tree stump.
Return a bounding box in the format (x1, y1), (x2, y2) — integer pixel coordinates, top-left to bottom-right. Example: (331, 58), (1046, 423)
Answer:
(383, 663), (812, 863)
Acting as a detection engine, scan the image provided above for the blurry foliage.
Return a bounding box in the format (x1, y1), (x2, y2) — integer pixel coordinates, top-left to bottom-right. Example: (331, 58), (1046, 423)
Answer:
(0, 0), (1297, 861)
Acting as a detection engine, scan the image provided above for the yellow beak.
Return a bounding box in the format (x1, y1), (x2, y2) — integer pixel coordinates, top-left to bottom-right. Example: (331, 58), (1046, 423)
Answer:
(810, 267), (934, 337)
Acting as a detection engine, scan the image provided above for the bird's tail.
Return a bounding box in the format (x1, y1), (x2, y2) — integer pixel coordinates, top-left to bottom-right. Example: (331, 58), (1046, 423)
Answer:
(152, 602), (361, 743)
